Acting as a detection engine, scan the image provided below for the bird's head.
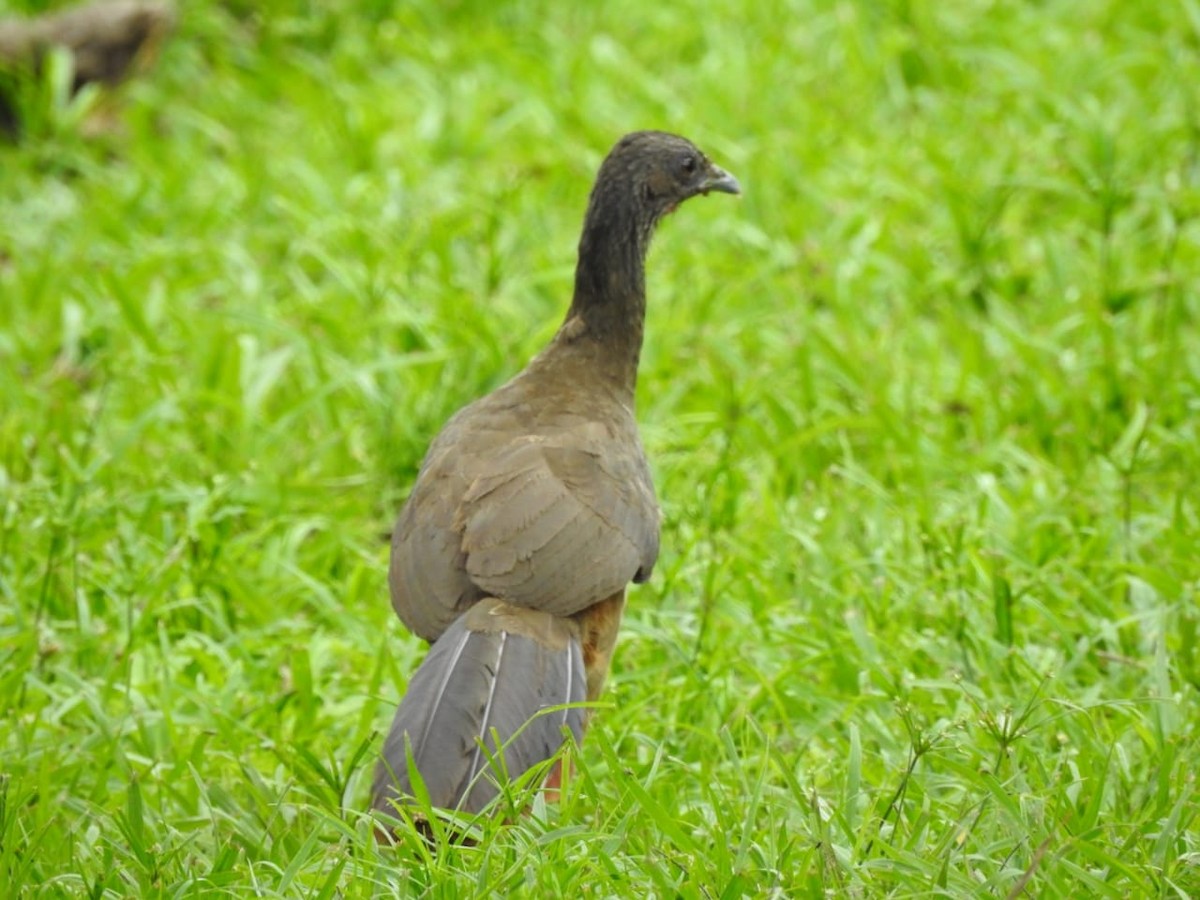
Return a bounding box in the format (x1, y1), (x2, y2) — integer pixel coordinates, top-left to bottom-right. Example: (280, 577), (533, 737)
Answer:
(593, 131), (741, 228)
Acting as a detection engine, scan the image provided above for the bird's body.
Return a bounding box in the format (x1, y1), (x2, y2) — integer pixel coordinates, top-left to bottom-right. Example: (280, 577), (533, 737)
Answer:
(389, 359), (658, 638)
(372, 131), (739, 822)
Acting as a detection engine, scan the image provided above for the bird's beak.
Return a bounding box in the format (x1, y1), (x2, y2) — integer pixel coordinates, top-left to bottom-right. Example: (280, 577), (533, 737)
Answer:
(700, 163), (741, 196)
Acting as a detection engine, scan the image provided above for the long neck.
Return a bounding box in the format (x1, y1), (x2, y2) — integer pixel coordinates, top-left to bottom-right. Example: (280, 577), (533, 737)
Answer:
(554, 188), (654, 394)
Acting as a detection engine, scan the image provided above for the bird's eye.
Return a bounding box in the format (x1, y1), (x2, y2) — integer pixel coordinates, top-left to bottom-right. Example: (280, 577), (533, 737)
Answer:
(681, 155), (698, 174)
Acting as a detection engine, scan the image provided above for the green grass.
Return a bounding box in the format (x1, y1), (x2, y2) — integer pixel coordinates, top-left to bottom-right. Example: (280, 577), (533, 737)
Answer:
(2, 0), (1198, 895)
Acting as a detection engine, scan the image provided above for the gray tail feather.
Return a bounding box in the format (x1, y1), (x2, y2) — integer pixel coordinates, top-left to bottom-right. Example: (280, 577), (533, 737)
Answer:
(372, 599), (587, 817)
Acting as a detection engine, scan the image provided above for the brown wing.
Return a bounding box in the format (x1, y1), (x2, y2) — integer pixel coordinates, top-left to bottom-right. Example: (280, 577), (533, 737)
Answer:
(456, 434), (658, 617)
(389, 416), (659, 641)
(388, 423), (482, 641)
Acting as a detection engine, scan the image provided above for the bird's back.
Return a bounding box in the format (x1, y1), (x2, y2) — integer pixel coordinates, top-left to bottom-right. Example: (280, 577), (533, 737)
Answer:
(389, 369), (659, 642)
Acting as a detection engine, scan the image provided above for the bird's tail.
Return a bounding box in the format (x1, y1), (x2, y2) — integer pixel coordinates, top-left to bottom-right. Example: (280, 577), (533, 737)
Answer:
(371, 598), (594, 819)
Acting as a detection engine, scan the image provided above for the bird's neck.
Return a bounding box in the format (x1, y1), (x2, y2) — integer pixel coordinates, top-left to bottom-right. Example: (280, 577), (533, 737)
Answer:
(553, 201), (653, 395)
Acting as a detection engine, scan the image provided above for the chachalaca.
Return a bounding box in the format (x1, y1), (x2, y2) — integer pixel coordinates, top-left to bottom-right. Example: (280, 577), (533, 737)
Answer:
(372, 131), (740, 824)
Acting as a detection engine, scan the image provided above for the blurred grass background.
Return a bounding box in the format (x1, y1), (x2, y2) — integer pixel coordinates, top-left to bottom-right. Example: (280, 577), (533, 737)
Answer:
(1, 0), (1197, 895)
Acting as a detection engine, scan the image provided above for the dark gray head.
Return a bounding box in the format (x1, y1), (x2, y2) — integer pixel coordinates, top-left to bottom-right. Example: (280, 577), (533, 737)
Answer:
(603, 131), (740, 216)
(585, 131), (741, 238)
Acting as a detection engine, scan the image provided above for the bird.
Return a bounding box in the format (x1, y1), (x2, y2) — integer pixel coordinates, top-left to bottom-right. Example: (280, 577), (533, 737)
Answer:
(0, 1), (175, 138)
(371, 131), (740, 826)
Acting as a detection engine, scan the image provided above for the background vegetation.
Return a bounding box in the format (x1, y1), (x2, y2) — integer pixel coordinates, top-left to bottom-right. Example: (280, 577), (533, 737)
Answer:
(2, 0), (1197, 895)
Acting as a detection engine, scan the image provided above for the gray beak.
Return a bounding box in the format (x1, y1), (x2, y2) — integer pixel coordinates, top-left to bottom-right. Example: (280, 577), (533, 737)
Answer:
(700, 163), (741, 196)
